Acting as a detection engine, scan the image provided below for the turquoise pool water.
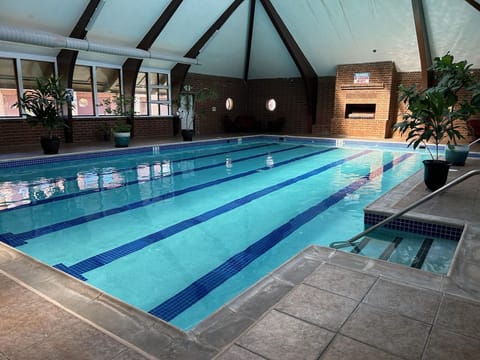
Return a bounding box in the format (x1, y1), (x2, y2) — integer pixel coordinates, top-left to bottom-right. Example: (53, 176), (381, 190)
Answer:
(0, 138), (449, 329)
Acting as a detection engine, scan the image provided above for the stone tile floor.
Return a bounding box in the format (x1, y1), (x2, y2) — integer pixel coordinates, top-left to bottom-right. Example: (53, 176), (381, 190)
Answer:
(1, 137), (480, 359)
(217, 262), (480, 360)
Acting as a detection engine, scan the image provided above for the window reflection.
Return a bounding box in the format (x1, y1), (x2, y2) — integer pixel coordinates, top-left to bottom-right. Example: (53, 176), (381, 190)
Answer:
(0, 178), (65, 210)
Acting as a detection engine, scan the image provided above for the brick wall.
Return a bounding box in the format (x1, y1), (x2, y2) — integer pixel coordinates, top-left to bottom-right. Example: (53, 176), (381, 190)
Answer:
(246, 78), (310, 134)
(183, 73), (248, 135)
(331, 61), (396, 138)
(313, 76), (336, 136)
(2, 68), (478, 148)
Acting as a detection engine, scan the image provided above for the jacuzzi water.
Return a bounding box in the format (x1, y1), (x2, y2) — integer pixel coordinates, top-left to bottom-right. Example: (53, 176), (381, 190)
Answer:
(0, 138), (455, 329)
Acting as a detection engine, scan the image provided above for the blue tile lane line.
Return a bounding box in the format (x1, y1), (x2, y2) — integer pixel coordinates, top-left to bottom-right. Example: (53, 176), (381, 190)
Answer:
(148, 152), (414, 321)
(0, 143), (275, 212)
(0, 146), (336, 247)
(52, 149), (374, 280)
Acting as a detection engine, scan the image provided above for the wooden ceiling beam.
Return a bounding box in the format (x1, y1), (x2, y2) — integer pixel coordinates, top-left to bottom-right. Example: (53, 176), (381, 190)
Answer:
(411, 0), (433, 89)
(259, 0), (318, 124)
(243, 0), (256, 81)
(465, 0), (480, 12)
(56, 0), (103, 142)
(122, 0), (184, 99)
(171, 0), (245, 96)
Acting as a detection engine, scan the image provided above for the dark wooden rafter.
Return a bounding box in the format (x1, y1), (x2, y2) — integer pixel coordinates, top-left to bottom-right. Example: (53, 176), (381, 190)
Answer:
(465, 0), (480, 11)
(122, 0), (183, 99)
(56, 0), (102, 142)
(243, 0), (256, 81)
(170, 0), (245, 97)
(259, 0), (318, 124)
(411, 0), (433, 89)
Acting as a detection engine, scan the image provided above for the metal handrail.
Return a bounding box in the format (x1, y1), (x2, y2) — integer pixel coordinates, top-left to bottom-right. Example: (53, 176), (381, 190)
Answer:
(330, 169), (480, 249)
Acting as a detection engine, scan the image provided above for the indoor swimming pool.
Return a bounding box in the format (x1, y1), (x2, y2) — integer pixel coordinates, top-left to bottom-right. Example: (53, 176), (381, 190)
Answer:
(0, 137), (460, 329)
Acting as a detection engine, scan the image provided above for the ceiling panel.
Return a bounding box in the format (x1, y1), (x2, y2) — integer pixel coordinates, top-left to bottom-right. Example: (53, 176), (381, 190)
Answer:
(272, 0), (420, 75)
(150, 0), (233, 56)
(0, 0), (479, 79)
(248, 1), (300, 79)
(424, 0), (480, 68)
(0, 0), (89, 35)
(85, 0), (171, 48)
(191, 1), (249, 78)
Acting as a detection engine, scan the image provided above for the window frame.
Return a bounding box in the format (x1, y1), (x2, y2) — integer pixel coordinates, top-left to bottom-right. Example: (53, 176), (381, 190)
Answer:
(0, 51), (58, 119)
(139, 66), (171, 117)
(73, 60), (124, 117)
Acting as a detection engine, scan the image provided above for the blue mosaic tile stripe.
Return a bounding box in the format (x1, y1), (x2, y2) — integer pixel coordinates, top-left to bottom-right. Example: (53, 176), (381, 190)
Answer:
(1, 146), (332, 246)
(149, 153), (413, 321)
(55, 149), (371, 279)
(53, 264), (87, 281)
(364, 213), (463, 241)
(0, 137), (256, 169)
(1, 143), (276, 212)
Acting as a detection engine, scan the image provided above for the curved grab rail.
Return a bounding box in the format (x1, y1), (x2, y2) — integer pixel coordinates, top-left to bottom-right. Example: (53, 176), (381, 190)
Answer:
(330, 169), (480, 249)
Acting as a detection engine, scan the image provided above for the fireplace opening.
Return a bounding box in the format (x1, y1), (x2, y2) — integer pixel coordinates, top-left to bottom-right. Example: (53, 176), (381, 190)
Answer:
(345, 103), (376, 119)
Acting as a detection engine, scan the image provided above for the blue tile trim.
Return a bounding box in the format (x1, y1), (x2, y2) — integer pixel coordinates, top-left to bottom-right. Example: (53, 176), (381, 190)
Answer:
(0, 138), (248, 169)
(2, 146), (337, 247)
(1, 143), (275, 212)
(53, 264), (87, 281)
(148, 152), (413, 321)
(364, 213), (463, 240)
(54, 149), (373, 280)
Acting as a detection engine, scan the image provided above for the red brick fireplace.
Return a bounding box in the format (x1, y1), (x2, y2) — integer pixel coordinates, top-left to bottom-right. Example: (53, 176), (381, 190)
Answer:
(331, 61), (397, 138)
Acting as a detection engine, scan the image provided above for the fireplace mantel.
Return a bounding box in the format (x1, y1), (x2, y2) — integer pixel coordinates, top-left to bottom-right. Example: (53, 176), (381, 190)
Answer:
(340, 83), (384, 90)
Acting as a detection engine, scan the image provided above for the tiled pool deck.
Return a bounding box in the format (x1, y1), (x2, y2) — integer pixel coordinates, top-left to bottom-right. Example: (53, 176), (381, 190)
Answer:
(1, 137), (480, 359)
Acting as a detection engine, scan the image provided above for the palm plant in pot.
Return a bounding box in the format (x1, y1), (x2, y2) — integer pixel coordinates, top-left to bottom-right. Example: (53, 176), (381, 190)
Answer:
(394, 53), (480, 191)
(13, 75), (72, 154)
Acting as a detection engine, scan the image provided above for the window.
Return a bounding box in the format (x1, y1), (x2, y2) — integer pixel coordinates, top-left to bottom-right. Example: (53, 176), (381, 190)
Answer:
(266, 98), (277, 111)
(135, 72), (148, 115)
(226, 97), (234, 111)
(72, 65), (94, 116)
(0, 58), (19, 117)
(148, 72), (170, 116)
(72, 64), (124, 117)
(21, 59), (54, 91)
(0, 57), (56, 117)
(135, 71), (170, 116)
(96, 67), (120, 115)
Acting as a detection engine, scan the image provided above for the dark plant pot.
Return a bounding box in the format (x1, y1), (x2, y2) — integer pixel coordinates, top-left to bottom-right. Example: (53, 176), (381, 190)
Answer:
(40, 136), (60, 154)
(445, 144), (469, 166)
(423, 159), (450, 191)
(114, 132), (131, 147)
(181, 129), (194, 141)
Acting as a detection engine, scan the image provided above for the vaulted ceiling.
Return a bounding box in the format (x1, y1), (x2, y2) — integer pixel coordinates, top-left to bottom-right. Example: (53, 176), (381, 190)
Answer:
(0, 0), (479, 80)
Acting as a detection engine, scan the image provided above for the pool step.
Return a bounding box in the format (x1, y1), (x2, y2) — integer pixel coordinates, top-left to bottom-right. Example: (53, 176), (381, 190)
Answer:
(350, 234), (435, 271)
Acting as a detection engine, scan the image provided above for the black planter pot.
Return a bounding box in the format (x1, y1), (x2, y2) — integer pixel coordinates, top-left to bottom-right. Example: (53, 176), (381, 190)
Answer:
(181, 129), (194, 141)
(423, 159), (450, 191)
(40, 136), (60, 155)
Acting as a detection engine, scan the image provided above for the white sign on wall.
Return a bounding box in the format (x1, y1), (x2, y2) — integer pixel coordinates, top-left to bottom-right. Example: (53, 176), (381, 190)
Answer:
(354, 72), (370, 84)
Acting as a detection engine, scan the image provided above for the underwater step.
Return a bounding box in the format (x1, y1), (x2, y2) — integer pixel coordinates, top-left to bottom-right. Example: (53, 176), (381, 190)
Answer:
(348, 230), (453, 274)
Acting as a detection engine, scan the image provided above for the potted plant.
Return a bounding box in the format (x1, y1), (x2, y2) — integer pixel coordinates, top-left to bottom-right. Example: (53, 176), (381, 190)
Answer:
(176, 85), (217, 141)
(394, 53), (480, 190)
(112, 121), (132, 147)
(13, 75), (72, 154)
(103, 95), (135, 147)
(95, 122), (112, 141)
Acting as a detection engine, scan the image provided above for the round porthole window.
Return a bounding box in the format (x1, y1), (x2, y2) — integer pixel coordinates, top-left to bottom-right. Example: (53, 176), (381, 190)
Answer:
(266, 98), (276, 111)
(226, 97), (234, 111)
